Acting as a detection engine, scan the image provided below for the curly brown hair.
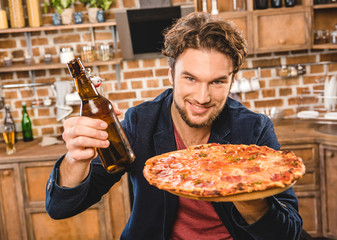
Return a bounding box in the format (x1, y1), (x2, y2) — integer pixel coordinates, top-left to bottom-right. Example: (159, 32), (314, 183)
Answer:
(162, 12), (248, 76)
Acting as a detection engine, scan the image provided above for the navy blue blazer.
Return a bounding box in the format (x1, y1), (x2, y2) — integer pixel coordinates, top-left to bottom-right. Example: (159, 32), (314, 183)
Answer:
(45, 89), (302, 240)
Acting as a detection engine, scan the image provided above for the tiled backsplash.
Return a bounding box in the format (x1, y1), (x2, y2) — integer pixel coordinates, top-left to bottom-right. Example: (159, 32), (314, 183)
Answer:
(0, 0), (337, 139)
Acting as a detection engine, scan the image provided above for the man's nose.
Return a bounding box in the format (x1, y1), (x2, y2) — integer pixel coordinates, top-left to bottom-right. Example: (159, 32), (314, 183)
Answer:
(194, 83), (211, 104)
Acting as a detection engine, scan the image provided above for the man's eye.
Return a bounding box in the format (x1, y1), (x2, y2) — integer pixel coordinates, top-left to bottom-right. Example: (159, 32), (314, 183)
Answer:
(186, 77), (194, 82)
(212, 80), (225, 85)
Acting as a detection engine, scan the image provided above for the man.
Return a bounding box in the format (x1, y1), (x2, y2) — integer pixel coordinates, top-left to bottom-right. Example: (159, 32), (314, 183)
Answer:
(46, 12), (303, 239)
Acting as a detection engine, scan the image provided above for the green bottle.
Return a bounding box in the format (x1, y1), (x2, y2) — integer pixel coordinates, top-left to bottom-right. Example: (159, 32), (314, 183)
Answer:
(21, 102), (34, 142)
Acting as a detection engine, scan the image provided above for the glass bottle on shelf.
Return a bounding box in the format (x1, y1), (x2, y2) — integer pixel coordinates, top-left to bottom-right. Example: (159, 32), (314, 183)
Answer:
(21, 102), (34, 142)
(3, 105), (16, 155)
(271, 0), (282, 8)
(331, 24), (337, 45)
(231, 0), (246, 11)
(255, 0), (268, 9)
(67, 58), (135, 174)
(285, 0), (296, 7)
(0, 0), (8, 29)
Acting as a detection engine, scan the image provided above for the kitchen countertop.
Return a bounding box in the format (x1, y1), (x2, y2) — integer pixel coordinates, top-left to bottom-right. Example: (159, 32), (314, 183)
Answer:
(274, 119), (337, 146)
(0, 138), (66, 164)
(0, 120), (336, 163)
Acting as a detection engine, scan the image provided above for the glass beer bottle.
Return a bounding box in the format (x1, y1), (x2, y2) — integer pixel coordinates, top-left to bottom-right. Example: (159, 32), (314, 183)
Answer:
(3, 105), (16, 155)
(22, 102), (34, 141)
(67, 58), (135, 173)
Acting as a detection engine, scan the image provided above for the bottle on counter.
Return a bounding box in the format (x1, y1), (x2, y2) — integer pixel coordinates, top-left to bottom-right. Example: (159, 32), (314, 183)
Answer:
(3, 105), (16, 155)
(67, 58), (135, 173)
(21, 102), (34, 142)
(4, 105), (17, 142)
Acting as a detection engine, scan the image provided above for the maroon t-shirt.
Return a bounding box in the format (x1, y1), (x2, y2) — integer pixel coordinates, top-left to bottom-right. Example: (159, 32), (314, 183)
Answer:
(170, 126), (233, 240)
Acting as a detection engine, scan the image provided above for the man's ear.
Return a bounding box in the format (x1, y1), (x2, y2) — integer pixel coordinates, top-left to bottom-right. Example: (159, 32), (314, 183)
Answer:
(168, 68), (174, 85)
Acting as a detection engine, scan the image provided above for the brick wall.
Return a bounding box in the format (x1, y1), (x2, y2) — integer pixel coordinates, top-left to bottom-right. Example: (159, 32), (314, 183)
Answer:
(0, 0), (337, 139)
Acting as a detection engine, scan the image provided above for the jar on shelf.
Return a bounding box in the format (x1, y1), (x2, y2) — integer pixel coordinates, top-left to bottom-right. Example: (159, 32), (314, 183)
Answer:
(97, 44), (113, 61)
(26, 0), (42, 27)
(81, 46), (95, 62)
(8, 0), (25, 28)
(60, 47), (75, 64)
(0, 0), (8, 29)
(314, 30), (330, 44)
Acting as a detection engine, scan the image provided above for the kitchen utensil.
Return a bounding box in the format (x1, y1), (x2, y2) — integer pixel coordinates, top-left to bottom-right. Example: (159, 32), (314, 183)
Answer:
(230, 80), (240, 93)
(53, 81), (74, 121)
(326, 75), (337, 111)
(324, 112), (337, 120)
(297, 110), (319, 119)
(250, 77), (260, 91)
(324, 76), (330, 110)
(239, 78), (251, 92)
(0, 85), (4, 109)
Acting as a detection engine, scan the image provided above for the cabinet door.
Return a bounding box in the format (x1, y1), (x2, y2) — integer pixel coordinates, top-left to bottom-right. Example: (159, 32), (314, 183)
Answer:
(0, 165), (26, 240)
(281, 143), (319, 191)
(253, 7), (311, 53)
(296, 191), (322, 237)
(20, 162), (108, 240)
(320, 144), (337, 239)
(219, 12), (253, 53)
(281, 143), (322, 237)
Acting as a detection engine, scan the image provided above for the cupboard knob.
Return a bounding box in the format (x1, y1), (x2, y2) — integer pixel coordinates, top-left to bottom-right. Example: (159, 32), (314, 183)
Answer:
(279, 39), (286, 45)
(327, 151), (334, 158)
(2, 170), (11, 176)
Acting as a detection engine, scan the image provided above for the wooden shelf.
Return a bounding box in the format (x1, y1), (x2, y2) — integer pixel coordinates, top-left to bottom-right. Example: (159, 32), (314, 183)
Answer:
(0, 20), (116, 34)
(0, 58), (122, 73)
(313, 3), (337, 9)
(312, 43), (337, 49)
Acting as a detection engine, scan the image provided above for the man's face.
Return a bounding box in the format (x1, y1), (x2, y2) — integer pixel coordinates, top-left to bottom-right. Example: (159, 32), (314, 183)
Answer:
(170, 48), (234, 128)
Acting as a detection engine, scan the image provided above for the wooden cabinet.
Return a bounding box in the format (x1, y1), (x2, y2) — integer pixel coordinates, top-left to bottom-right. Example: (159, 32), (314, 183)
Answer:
(312, 3), (337, 50)
(0, 141), (131, 240)
(194, 0), (336, 53)
(252, 7), (311, 53)
(320, 144), (337, 239)
(281, 143), (322, 237)
(0, 165), (26, 240)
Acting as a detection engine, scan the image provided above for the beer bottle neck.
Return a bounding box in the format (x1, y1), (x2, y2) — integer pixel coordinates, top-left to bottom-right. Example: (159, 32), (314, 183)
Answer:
(74, 72), (100, 100)
(67, 58), (100, 101)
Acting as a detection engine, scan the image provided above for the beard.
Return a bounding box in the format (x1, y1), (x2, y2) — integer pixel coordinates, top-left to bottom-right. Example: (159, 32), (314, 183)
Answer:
(173, 98), (225, 128)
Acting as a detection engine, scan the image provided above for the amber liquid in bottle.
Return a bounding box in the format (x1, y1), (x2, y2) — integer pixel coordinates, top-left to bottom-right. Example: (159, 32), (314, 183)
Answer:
(67, 58), (135, 173)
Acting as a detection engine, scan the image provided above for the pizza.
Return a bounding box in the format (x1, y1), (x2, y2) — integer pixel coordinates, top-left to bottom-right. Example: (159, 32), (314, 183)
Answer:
(143, 143), (305, 201)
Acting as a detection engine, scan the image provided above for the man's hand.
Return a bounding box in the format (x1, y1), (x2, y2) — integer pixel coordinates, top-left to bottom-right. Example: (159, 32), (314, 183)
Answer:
(233, 199), (270, 225)
(59, 102), (122, 188)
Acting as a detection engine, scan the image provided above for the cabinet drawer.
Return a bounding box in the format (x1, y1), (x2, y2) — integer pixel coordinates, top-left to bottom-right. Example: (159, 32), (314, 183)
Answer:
(253, 8), (310, 53)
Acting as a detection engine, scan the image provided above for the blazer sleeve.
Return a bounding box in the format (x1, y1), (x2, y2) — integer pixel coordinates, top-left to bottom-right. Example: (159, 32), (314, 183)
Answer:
(45, 156), (124, 219)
